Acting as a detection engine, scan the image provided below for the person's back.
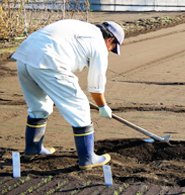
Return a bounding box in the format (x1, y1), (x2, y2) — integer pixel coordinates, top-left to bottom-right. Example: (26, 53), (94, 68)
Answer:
(12, 19), (107, 73)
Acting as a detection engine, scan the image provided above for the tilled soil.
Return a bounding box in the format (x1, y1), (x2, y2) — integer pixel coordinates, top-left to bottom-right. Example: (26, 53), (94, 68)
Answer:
(1, 139), (185, 194)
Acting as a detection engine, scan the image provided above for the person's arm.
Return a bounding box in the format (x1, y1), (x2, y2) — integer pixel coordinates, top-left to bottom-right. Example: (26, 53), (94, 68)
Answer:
(90, 92), (106, 107)
(87, 37), (112, 118)
(90, 92), (112, 118)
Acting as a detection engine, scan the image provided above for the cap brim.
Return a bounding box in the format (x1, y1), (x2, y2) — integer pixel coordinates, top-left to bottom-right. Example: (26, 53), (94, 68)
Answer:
(111, 44), (120, 55)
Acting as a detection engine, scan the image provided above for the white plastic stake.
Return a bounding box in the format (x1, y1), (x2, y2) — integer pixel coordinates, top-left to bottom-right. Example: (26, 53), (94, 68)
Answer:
(12, 152), (21, 178)
(103, 165), (113, 186)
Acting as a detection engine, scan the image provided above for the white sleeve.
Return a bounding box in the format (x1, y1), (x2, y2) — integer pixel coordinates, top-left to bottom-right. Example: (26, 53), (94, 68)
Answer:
(87, 42), (108, 93)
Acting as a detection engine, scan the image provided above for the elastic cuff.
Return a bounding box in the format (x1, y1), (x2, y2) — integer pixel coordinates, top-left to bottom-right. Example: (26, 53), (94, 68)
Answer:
(27, 116), (47, 125)
(73, 123), (94, 136)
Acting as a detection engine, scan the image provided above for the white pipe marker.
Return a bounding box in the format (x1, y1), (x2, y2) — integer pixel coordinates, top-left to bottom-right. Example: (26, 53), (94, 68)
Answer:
(103, 165), (113, 186)
(12, 152), (21, 178)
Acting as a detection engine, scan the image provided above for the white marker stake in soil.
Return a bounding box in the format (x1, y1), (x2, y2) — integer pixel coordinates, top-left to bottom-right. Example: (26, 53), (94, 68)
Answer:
(12, 152), (21, 178)
(103, 165), (113, 186)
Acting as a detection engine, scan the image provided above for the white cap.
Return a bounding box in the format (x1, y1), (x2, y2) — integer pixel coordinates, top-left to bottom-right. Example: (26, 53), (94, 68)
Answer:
(104, 21), (125, 55)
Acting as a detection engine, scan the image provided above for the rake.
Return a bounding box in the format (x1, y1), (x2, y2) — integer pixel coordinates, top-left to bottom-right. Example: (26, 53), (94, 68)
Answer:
(90, 102), (171, 143)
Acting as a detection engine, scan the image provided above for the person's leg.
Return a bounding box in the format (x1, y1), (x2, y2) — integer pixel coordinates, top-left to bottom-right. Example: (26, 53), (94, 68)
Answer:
(73, 123), (111, 170)
(26, 66), (111, 168)
(25, 117), (55, 155)
(17, 61), (55, 155)
(27, 66), (91, 127)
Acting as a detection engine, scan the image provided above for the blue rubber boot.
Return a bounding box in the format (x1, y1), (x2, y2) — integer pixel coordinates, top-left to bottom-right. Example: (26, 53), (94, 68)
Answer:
(73, 124), (111, 170)
(25, 116), (55, 155)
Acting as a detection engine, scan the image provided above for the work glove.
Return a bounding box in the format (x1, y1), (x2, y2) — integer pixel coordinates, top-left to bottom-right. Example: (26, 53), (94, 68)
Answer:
(99, 105), (112, 119)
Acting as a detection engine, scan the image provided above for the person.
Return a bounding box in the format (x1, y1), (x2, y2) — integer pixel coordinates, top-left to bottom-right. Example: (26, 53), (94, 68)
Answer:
(11, 19), (125, 170)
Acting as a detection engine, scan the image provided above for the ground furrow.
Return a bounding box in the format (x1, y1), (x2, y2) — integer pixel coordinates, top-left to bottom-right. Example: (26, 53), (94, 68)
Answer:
(116, 48), (185, 77)
(115, 81), (185, 86)
(125, 28), (185, 46)
(111, 104), (185, 113)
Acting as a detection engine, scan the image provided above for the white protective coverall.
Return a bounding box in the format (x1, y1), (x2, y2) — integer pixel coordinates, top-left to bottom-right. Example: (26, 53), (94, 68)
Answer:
(12, 19), (108, 127)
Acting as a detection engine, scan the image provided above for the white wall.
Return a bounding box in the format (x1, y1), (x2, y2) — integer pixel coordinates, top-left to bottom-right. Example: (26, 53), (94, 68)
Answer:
(90, 0), (185, 11)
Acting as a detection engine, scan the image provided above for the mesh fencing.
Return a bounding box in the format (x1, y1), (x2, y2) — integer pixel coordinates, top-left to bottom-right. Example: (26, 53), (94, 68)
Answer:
(0, 0), (90, 40)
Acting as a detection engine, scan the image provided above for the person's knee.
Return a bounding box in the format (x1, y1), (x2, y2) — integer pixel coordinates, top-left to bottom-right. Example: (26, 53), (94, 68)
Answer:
(28, 111), (51, 119)
(72, 123), (94, 134)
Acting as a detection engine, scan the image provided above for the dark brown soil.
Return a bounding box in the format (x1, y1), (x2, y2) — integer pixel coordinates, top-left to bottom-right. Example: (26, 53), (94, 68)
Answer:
(1, 139), (185, 194)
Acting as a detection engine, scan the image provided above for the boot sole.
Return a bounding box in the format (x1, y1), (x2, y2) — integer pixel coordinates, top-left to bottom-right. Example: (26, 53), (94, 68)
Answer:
(79, 154), (111, 170)
(25, 147), (56, 155)
(40, 147), (56, 155)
